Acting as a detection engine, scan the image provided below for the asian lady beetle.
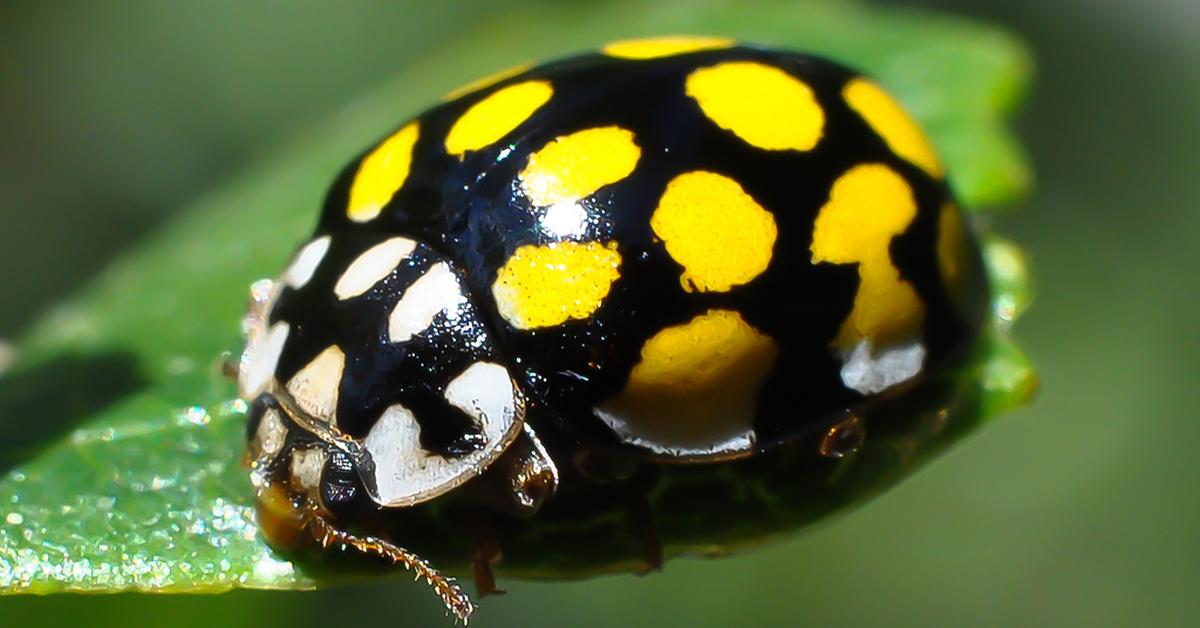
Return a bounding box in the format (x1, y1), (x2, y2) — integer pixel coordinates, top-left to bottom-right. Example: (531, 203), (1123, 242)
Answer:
(237, 36), (989, 621)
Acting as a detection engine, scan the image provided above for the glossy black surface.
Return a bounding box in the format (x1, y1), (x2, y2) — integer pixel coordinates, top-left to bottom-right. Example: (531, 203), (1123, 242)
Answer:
(270, 45), (989, 461)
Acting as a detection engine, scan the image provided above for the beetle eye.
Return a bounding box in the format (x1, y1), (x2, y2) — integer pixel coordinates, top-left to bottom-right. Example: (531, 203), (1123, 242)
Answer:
(319, 449), (363, 513)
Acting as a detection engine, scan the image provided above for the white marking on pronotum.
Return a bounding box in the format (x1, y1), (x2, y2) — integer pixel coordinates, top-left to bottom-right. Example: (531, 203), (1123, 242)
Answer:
(839, 339), (926, 395)
(281, 235), (332, 290)
(333, 236), (417, 300)
(364, 362), (520, 507)
(290, 447), (327, 492)
(254, 408), (287, 459)
(239, 321), (289, 398)
(387, 262), (467, 343)
(286, 345), (345, 423)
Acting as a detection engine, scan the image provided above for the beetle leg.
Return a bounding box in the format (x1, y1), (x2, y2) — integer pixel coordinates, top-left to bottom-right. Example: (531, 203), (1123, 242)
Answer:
(300, 502), (476, 623)
(460, 424), (559, 517)
(624, 487), (663, 573)
(470, 515), (506, 597)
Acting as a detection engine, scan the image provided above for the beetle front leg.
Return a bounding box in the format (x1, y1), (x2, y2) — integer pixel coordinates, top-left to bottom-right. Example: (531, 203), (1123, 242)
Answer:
(460, 424), (559, 517)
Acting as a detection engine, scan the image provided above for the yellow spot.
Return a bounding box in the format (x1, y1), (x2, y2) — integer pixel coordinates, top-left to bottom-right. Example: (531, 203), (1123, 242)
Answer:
(444, 80), (553, 156)
(603, 35), (734, 60)
(937, 202), (969, 292)
(519, 126), (641, 207)
(492, 241), (621, 329)
(686, 61), (824, 151)
(651, 171), (777, 292)
(444, 63), (531, 100)
(347, 122), (419, 223)
(811, 164), (925, 348)
(844, 78), (943, 178)
(599, 310), (778, 450)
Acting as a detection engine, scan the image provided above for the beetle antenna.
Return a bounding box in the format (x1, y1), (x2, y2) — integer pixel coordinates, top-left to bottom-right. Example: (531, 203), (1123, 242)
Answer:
(302, 504), (475, 623)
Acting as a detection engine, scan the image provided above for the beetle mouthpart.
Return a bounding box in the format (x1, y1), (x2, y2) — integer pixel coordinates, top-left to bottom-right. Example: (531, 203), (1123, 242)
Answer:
(302, 503), (475, 623)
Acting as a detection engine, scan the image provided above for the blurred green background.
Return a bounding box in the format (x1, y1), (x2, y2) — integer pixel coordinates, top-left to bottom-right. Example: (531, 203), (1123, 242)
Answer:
(1, 0), (1197, 626)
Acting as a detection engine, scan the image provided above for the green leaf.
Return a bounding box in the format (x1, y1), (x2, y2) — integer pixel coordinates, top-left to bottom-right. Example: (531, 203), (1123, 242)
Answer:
(0, 0), (1033, 594)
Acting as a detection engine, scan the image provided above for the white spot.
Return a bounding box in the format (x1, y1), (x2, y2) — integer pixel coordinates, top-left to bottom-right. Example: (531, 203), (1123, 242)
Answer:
(595, 408), (756, 460)
(387, 262), (466, 343)
(444, 361), (518, 431)
(333, 237), (418, 300)
(254, 408), (287, 459)
(840, 339), (926, 395)
(290, 447), (327, 492)
(285, 345), (345, 423)
(364, 362), (521, 507)
(540, 201), (588, 237)
(239, 322), (289, 398)
(281, 235), (332, 289)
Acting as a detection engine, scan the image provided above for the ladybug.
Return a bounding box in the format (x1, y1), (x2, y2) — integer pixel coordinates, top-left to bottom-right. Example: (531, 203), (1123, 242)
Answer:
(237, 36), (989, 621)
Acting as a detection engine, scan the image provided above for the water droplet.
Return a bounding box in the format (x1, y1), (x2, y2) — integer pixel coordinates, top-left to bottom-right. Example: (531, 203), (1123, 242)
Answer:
(820, 414), (865, 458)
(219, 398), (249, 416)
(177, 405), (210, 426)
(5, 513), (23, 525)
